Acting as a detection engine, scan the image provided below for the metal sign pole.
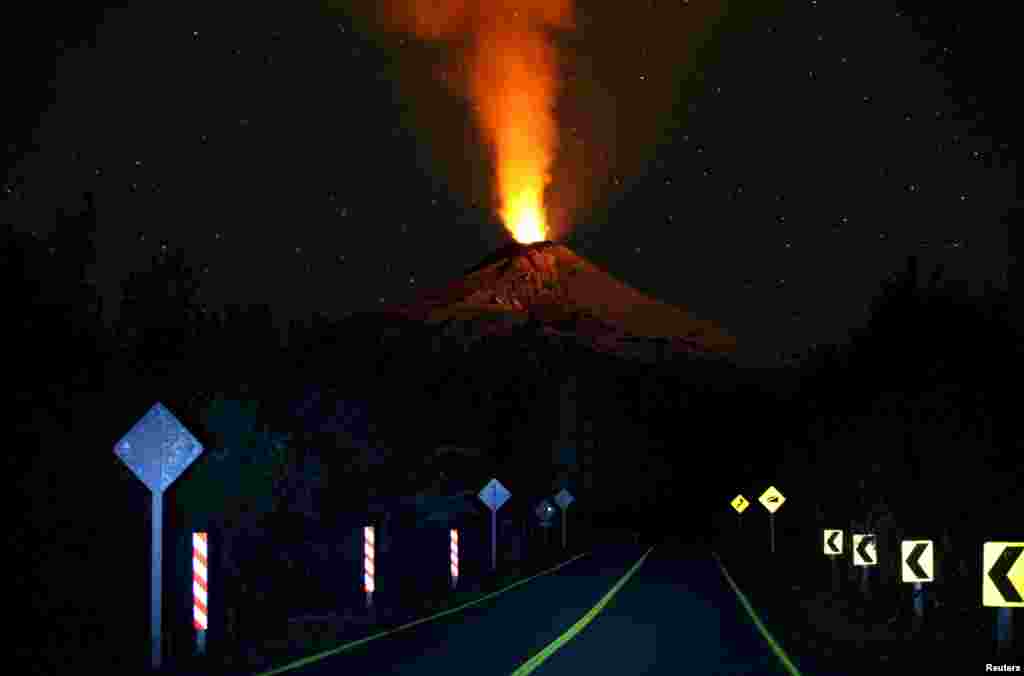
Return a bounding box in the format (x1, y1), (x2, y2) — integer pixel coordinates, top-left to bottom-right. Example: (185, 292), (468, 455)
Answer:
(983, 542), (1024, 653)
(553, 489), (574, 550)
(912, 582), (924, 633)
(757, 488), (784, 555)
(831, 555), (840, 593)
(901, 540), (935, 632)
(114, 402), (204, 675)
(491, 509), (497, 572)
(151, 491), (163, 671)
(996, 608), (1013, 655)
(479, 479), (510, 574)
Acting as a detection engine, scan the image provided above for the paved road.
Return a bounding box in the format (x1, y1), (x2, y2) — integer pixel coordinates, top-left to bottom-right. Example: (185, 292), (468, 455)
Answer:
(525, 540), (842, 675)
(263, 543), (644, 676)
(262, 539), (841, 675)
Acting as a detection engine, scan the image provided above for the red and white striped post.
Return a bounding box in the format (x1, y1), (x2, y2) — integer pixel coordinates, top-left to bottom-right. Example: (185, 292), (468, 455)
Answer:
(192, 532), (208, 656)
(364, 526), (375, 610)
(450, 529), (459, 590)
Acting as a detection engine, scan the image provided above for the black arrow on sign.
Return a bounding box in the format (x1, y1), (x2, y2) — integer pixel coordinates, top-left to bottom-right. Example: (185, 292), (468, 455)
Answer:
(988, 546), (1024, 603)
(856, 536), (875, 564)
(827, 531), (840, 553)
(905, 543), (929, 579)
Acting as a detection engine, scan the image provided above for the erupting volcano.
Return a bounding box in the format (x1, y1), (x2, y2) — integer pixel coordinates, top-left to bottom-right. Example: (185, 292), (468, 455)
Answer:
(365, 2), (735, 360)
(387, 240), (737, 360)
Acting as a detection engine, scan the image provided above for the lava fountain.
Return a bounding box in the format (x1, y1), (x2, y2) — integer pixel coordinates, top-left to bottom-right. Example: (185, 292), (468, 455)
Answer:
(375, 1), (575, 244)
(474, 14), (570, 244)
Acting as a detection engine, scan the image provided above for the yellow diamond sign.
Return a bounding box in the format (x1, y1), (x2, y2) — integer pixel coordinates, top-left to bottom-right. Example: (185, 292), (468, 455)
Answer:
(730, 495), (749, 514)
(758, 486), (785, 514)
(983, 542), (1024, 607)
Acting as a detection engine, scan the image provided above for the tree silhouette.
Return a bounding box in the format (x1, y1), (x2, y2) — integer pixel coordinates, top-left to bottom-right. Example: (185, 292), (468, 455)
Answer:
(117, 243), (205, 372)
(8, 192), (109, 386)
(174, 392), (295, 530)
(782, 253), (1015, 589)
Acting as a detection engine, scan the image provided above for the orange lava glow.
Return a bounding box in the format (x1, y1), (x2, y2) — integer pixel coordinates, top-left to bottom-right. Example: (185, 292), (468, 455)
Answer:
(376, 1), (574, 244)
(503, 183), (548, 244)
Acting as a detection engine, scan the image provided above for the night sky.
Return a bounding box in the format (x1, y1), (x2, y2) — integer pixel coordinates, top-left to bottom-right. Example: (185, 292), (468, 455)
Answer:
(3, 1), (1014, 367)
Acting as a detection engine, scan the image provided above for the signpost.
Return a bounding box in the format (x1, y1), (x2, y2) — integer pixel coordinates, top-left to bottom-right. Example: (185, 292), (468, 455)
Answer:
(900, 540), (934, 633)
(192, 532), (209, 656)
(824, 529), (843, 592)
(478, 479), (511, 572)
(758, 486), (785, 554)
(554, 489), (575, 549)
(114, 402), (204, 671)
(983, 542), (1024, 655)
(450, 529), (459, 590)
(731, 495), (749, 532)
(364, 526), (375, 609)
(852, 534), (877, 600)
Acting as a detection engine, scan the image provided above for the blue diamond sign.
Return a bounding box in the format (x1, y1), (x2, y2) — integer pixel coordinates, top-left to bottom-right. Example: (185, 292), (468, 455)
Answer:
(554, 488), (575, 510)
(478, 478), (511, 512)
(114, 402), (204, 494)
(115, 401), (205, 671)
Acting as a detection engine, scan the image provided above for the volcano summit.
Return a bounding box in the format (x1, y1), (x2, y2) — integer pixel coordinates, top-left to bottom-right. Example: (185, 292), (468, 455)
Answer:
(383, 241), (737, 361)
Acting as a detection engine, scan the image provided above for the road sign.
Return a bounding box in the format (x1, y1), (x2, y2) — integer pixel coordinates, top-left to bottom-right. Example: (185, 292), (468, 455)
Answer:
(824, 529), (842, 592)
(554, 488), (575, 510)
(983, 542), (1024, 607)
(114, 402), (204, 494)
(758, 487), (785, 553)
(478, 478), (511, 571)
(730, 495), (749, 514)
(824, 529), (843, 555)
(758, 486), (785, 514)
(852, 534), (877, 566)
(901, 540), (934, 582)
(479, 478), (511, 512)
(114, 402), (204, 671)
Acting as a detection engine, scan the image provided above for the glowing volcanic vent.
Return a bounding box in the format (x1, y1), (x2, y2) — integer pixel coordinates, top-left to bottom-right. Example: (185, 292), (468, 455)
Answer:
(503, 185), (548, 245)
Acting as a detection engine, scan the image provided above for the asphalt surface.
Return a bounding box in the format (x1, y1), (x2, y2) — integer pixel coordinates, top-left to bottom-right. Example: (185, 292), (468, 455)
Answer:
(261, 539), (845, 676)
(527, 542), (840, 676)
